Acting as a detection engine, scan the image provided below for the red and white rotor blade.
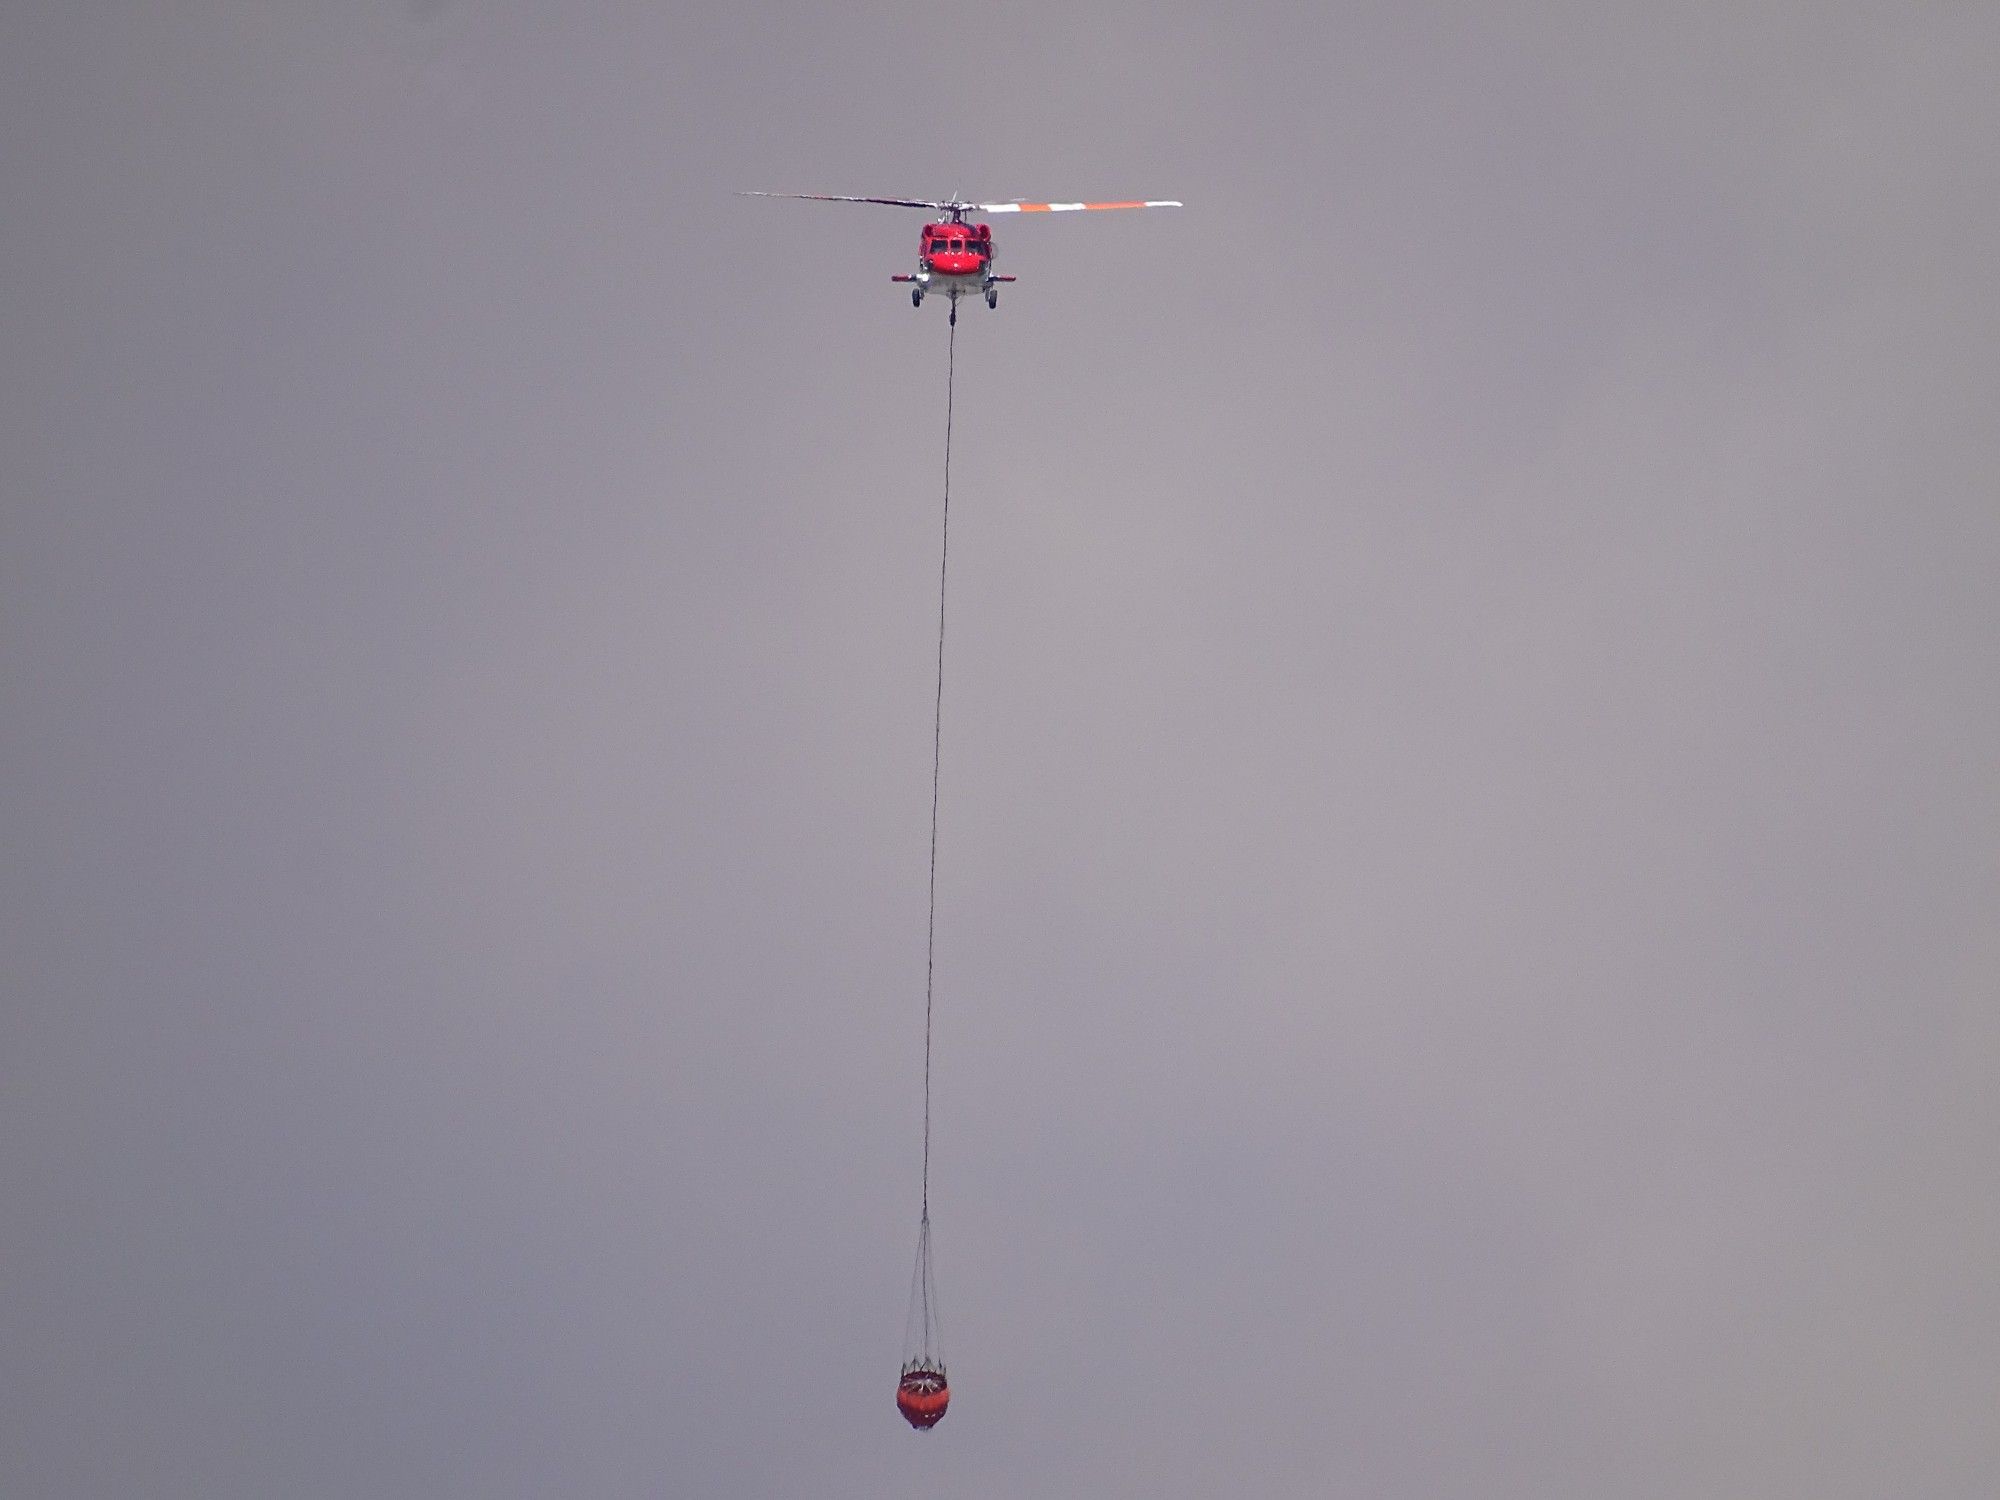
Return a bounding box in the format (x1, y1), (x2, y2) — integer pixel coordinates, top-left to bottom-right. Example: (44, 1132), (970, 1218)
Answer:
(976, 199), (1182, 214)
(739, 191), (951, 210)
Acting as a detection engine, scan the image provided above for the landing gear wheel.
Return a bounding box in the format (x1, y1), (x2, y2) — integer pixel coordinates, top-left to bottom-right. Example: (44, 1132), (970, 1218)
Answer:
(985, 287), (998, 310)
(912, 288), (923, 309)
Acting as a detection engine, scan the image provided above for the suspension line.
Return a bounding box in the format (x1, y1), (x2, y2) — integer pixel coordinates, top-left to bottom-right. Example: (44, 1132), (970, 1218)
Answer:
(922, 310), (956, 1227)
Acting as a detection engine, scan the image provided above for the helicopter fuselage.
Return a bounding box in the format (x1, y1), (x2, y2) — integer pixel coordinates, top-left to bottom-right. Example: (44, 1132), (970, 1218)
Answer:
(892, 219), (1014, 310)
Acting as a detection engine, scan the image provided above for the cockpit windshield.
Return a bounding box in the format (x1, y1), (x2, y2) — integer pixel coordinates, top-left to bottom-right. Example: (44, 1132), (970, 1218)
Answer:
(926, 231), (984, 261)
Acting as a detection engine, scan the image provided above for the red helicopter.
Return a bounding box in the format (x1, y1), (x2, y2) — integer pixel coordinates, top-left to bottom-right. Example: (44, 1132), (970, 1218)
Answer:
(741, 192), (1183, 321)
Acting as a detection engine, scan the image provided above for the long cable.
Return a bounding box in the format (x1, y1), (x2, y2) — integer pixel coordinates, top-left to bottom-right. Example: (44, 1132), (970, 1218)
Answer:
(921, 309), (956, 1230)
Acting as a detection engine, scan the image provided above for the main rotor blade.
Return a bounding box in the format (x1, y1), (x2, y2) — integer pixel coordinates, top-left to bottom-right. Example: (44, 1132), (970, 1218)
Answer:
(741, 192), (1186, 216)
(738, 191), (951, 210)
(976, 199), (1183, 214)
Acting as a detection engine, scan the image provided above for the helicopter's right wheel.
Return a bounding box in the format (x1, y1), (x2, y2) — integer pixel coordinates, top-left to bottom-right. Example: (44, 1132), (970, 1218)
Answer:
(912, 289), (923, 309)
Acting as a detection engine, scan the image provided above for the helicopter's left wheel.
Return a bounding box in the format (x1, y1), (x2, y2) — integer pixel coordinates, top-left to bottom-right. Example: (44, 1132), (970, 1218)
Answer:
(985, 288), (998, 310)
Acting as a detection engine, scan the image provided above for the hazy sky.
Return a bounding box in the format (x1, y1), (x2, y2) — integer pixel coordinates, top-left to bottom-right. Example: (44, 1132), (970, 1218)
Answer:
(4, 4), (1997, 1496)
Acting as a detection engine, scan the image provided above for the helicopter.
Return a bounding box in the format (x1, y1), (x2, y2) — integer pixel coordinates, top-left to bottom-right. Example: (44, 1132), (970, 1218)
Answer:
(741, 193), (1183, 321)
